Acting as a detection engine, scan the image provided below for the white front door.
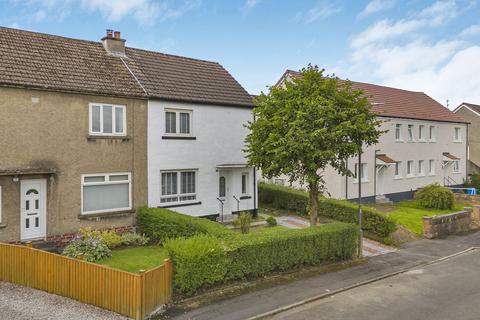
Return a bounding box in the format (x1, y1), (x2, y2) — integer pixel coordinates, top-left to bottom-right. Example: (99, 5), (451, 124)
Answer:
(20, 179), (47, 240)
(218, 172), (232, 217)
(376, 167), (385, 196)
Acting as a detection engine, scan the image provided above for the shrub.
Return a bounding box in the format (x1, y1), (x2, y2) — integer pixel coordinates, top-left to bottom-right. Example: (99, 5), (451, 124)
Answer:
(266, 216), (277, 226)
(414, 183), (454, 210)
(166, 223), (358, 295)
(259, 182), (396, 239)
(121, 233), (150, 247)
(237, 212), (251, 234)
(165, 235), (229, 296)
(466, 174), (480, 190)
(137, 207), (233, 243)
(79, 227), (123, 249)
(63, 235), (111, 262)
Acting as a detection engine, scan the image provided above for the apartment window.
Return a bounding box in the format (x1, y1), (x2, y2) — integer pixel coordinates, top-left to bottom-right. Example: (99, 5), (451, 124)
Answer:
(429, 126), (435, 141)
(82, 173), (131, 214)
(407, 125), (414, 141)
(429, 160), (435, 175)
(161, 170), (197, 203)
(165, 109), (193, 135)
(453, 160), (460, 173)
(395, 124), (402, 141)
(407, 160), (414, 176)
(418, 125), (425, 141)
(418, 160), (425, 175)
(354, 163), (368, 182)
(454, 127), (461, 142)
(89, 103), (126, 136)
(241, 173), (249, 195)
(394, 161), (402, 178)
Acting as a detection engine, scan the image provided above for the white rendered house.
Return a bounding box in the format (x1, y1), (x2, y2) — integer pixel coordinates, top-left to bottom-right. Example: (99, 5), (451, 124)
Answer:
(270, 70), (468, 202)
(122, 50), (257, 219)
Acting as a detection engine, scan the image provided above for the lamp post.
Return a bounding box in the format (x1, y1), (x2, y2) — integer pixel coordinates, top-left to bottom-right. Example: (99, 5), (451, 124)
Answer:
(357, 149), (363, 258)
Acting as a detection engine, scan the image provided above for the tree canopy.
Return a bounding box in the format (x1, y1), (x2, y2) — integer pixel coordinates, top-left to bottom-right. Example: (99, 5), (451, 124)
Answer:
(246, 65), (383, 224)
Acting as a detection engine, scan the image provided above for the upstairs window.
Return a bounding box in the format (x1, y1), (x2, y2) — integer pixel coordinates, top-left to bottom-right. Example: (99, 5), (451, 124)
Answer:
(165, 109), (193, 135)
(429, 126), (435, 141)
(89, 103), (126, 136)
(407, 125), (414, 141)
(395, 124), (402, 141)
(418, 125), (425, 141)
(161, 170), (197, 204)
(454, 127), (462, 142)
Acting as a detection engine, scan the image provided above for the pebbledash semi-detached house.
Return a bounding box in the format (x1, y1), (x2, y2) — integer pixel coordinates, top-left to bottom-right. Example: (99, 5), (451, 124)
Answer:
(272, 70), (468, 202)
(0, 27), (256, 244)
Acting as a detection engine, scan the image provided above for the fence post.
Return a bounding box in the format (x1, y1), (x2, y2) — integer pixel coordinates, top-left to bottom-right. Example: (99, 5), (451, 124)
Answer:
(138, 269), (146, 320)
(164, 259), (173, 301)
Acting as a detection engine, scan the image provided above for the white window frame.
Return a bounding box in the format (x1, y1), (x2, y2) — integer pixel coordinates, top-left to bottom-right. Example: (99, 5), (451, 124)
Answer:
(407, 160), (414, 177)
(89, 103), (126, 136)
(429, 160), (435, 175)
(160, 169), (198, 204)
(241, 172), (249, 195)
(418, 125), (425, 141)
(395, 124), (403, 141)
(453, 160), (460, 173)
(394, 161), (402, 179)
(274, 178), (285, 186)
(454, 127), (462, 142)
(429, 126), (435, 142)
(418, 160), (425, 176)
(354, 163), (368, 183)
(81, 172), (132, 215)
(164, 108), (194, 136)
(407, 125), (414, 142)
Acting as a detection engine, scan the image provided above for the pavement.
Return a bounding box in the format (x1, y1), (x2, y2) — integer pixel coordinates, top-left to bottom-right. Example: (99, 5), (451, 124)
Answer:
(267, 248), (480, 320)
(167, 230), (480, 320)
(276, 215), (396, 257)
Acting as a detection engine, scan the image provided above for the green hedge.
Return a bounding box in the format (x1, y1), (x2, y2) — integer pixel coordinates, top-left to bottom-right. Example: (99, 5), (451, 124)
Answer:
(165, 223), (358, 295)
(137, 207), (233, 243)
(259, 182), (396, 238)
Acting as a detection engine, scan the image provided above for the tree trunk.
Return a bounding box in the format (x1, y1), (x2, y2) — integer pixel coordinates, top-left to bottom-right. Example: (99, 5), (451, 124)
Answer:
(309, 180), (319, 226)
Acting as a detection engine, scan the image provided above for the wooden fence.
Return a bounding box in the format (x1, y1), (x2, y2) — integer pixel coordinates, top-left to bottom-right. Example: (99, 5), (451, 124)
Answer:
(0, 243), (173, 319)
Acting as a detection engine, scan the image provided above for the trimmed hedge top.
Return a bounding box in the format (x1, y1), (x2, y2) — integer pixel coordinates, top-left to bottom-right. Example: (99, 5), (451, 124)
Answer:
(258, 182), (396, 238)
(137, 207), (233, 242)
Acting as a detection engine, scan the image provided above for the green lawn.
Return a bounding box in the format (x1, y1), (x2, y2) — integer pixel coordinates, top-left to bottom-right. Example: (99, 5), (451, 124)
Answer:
(387, 201), (466, 236)
(98, 246), (169, 273)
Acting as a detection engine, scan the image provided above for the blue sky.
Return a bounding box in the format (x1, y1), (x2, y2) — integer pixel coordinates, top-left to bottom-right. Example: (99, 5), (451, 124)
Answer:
(1, 0), (480, 108)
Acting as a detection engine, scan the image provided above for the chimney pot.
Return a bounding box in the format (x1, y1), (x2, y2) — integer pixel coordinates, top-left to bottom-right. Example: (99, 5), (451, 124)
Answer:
(114, 31), (121, 40)
(106, 29), (113, 38)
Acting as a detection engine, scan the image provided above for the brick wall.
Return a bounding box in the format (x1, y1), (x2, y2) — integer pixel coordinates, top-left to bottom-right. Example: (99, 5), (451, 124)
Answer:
(423, 207), (480, 239)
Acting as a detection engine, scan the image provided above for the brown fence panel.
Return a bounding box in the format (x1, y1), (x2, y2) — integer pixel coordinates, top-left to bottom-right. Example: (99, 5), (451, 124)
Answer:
(0, 243), (172, 320)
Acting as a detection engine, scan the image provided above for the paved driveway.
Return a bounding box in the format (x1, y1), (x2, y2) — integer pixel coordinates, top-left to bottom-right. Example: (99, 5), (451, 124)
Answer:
(0, 282), (129, 320)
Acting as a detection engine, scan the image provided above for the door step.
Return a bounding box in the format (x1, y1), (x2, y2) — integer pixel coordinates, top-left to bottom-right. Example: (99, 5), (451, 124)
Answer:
(375, 195), (393, 204)
(28, 240), (61, 254)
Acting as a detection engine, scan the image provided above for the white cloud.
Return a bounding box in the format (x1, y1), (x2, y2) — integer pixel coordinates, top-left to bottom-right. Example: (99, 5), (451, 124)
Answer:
(294, 2), (342, 24)
(243, 0), (260, 9)
(358, 0), (395, 18)
(345, 0), (480, 108)
(460, 24), (480, 37)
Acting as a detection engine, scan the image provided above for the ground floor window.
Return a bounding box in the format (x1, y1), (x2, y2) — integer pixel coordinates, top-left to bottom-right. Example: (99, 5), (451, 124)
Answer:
(241, 172), (249, 195)
(453, 160), (460, 173)
(161, 170), (197, 203)
(354, 163), (367, 182)
(82, 173), (131, 214)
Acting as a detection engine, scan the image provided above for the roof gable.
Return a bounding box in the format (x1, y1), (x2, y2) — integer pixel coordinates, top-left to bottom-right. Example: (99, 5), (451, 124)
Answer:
(279, 70), (467, 124)
(454, 103), (480, 117)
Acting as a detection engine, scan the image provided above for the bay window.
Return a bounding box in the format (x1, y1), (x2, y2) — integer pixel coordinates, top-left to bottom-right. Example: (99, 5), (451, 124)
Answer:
(82, 173), (131, 214)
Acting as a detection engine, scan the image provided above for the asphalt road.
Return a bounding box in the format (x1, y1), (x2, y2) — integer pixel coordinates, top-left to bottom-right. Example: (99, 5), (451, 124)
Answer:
(267, 249), (480, 320)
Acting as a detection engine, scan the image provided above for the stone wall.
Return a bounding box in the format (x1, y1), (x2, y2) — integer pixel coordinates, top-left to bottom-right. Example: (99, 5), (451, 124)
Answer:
(423, 207), (480, 239)
(454, 193), (480, 206)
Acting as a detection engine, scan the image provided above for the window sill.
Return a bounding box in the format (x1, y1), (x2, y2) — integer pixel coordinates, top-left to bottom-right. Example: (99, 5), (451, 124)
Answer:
(395, 140), (404, 143)
(162, 136), (196, 140)
(418, 140), (427, 143)
(406, 175), (415, 179)
(453, 141), (463, 144)
(353, 180), (369, 184)
(240, 195), (252, 200)
(453, 172), (461, 174)
(406, 140), (416, 143)
(418, 174), (426, 177)
(87, 135), (130, 141)
(0, 223), (7, 229)
(429, 140), (436, 143)
(158, 201), (202, 208)
(78, 209), (135, 220)
(394, 176), (403, 180)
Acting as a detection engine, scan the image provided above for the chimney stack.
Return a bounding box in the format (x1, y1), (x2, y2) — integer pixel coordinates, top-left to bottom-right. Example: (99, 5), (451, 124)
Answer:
(102, 29), (126, 57)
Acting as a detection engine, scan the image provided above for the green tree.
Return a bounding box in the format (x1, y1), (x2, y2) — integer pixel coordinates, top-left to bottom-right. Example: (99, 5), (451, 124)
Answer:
(246, 65), (383, 225)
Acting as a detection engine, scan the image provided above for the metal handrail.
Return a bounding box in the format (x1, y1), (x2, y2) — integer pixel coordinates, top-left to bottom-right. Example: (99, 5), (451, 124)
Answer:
(217, 197), (225, 222)
(233, 195), (240, 213)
